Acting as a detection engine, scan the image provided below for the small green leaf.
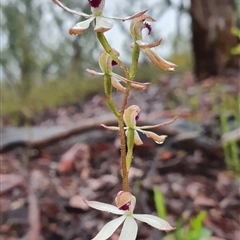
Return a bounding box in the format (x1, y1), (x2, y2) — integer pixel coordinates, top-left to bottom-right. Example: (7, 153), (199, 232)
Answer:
(153, 186), (167, 219)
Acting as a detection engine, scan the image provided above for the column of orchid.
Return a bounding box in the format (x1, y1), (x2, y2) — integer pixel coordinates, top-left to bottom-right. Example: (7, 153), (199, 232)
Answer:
(52, 0), (177, 239)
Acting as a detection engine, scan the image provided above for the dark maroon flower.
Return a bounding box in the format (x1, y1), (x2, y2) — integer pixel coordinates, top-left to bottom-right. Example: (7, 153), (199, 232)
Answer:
(88, 0), (102, 8)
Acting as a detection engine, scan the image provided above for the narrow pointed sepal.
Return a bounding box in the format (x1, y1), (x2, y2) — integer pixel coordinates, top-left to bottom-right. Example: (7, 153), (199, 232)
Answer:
(86, 69), (104, 76)
(140, 116), (178, 129)
(140, 130), (167, 144)
(101, 124), (120, 131)
(92, 215), (126, 240)
(133, 214), (175, 232)
(136, 40), (177, 71)
(109, 9), (148, 21)
(119, 217), (138, 240)
(52, 0), (90, 17)
(84, 199), (124, 215)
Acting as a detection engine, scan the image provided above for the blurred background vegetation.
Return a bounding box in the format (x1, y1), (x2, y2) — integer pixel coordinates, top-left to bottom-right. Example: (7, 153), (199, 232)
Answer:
(1, 0), (240, 125)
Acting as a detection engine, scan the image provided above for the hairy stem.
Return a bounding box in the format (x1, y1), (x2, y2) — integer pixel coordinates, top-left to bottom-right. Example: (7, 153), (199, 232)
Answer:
(120, 43), (140, 186)
(97, 34), (140, 192)
(97, 32), (129, 191)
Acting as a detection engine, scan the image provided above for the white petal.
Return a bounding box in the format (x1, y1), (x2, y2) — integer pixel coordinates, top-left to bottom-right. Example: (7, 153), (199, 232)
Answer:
(133, 214), (175, 232)
(85, 200), (124, 215)
(92, 215), (126, 240)
(94, 16), (113, 32)
(119, 216), (138, 240)
(69, 17), (94, 35)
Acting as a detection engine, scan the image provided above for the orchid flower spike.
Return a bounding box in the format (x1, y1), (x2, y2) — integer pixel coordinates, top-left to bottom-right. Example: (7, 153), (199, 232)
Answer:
(130, 15), (177, 72)
(102, 105), (178, 145)
(85, 191), (175, 240)
(52, 0), (147, 35)
(86, 51), (150, 93)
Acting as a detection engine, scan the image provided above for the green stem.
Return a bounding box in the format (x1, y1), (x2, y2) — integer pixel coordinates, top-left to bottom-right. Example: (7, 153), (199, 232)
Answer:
(104, 74), (120, 117)
(129, 43), (140, 79)
(126, 128), (135, 170)
(121, 43), (140, 111)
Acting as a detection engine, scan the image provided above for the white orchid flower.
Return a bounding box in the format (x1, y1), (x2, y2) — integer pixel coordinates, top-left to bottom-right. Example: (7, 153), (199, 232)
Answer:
(52, 0), (147, 35)
(102, 105), (178, 145)
(85, 191), (175, 240)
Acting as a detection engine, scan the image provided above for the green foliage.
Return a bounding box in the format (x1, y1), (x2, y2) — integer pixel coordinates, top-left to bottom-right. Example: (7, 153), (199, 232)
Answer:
(2, 77), (103, 125)
(168, 52), (193, 72)
(153, 186), (167, 220)
(219, 94), (240, 175)
(210, 85), (240, 176)
(230, 27), (240, 55)
(170, 212), (212, 240)
(153, 187), (212, 240)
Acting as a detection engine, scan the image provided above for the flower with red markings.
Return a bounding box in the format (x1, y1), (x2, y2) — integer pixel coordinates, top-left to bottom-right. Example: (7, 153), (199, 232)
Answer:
(86, 51), (150, 93)
(102, 105), (178, 145)
(130, 15), (177, 72)
(88, 0), (102, 8)
(52, 0), (147, 35)
(85, 191), (175, 240)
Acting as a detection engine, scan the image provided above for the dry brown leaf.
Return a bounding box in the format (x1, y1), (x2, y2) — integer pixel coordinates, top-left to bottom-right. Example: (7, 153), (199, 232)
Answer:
(194, 195), (218, 207)
(26, 191), (40, 240)
(58, 143), (90, 173)
(69, 195), (89, 210)
(0, 174), (24, 194)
